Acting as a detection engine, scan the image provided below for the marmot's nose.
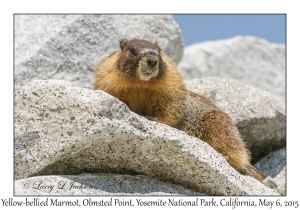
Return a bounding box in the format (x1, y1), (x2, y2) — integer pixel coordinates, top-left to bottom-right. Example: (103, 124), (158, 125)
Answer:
(146, 56), (158, 68)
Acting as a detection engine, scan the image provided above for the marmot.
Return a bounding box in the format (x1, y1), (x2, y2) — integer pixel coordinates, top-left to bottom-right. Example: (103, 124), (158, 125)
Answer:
(93, 38), (263, 183)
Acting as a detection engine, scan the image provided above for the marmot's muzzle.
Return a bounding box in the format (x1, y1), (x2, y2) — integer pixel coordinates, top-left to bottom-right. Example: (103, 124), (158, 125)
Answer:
(137, 53), (160, 81)
(146, 55), (158, 68)
(146, 56), (158, 69)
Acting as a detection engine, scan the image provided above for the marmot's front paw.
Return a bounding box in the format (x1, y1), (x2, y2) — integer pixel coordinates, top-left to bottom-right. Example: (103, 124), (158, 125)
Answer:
(144, 116), (160, 122)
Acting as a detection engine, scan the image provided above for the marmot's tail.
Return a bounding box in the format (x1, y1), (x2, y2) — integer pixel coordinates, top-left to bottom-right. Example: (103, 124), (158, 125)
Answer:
(243, 164), (264, 183)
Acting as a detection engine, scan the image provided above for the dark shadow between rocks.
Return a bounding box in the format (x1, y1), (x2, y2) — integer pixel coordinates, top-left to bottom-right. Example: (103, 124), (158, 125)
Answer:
(54, 173), (204, 195)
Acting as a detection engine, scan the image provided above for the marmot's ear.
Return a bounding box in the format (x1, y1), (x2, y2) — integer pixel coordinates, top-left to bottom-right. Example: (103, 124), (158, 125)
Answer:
(119, 39), (128, 51)
(153, 41), (158, 47)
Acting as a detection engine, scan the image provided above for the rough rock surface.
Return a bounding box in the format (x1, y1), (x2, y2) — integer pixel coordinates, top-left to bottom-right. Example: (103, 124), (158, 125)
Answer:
(14, 80), (279, 196)
(254, 147), (286, 178)
(186, 77), (286, 163)
(15, 15), (183, 91)
(179, 36), (285, 102)
(254, 147), (286, 195)
(15, 173), (204, 196)
(263, 167), (286, 196)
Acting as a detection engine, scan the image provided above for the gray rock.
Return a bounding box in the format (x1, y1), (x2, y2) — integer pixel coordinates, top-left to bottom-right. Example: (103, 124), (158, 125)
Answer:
(263, 167), (286, 196)
(186, 77), (286, 163)
(15, 15), (183, 91)
(179, 36), (285, 102)
(254, 148), (286, 195)
(254, 147), (286, 178)
(14, 80), (279, 196)
(15, 173), (204, 196)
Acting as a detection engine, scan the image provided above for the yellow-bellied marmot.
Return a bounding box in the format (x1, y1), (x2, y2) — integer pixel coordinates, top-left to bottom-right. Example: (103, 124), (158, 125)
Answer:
(93, 38), (263, 183)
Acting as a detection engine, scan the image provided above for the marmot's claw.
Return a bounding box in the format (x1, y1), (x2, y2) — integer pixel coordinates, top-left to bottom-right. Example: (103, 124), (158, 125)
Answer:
(144, 116), (159, 122)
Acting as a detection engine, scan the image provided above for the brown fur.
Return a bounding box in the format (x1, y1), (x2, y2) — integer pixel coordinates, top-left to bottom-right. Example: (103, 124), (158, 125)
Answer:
(93, 38), (263, 183)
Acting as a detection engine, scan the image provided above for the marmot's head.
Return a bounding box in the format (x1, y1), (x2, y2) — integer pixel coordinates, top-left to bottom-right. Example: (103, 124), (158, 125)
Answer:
(117, 38), (166, 82)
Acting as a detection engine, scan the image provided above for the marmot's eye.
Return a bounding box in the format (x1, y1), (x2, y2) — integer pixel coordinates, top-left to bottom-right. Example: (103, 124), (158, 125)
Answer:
(129, 48), (137, 55)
